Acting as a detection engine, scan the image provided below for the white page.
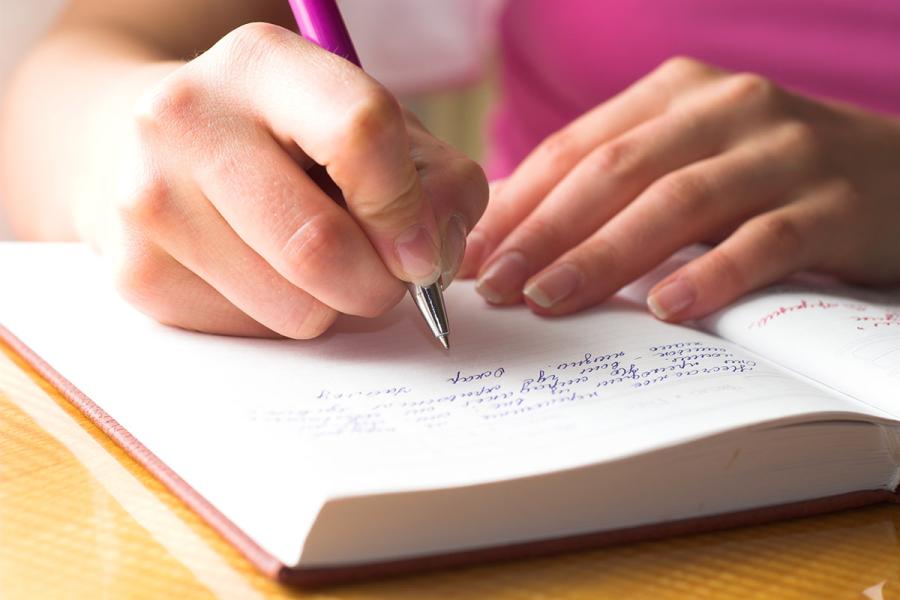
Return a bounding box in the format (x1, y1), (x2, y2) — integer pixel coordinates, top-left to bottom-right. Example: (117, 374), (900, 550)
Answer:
(700, 280), (900, 417)
(0, 243), (888, 567)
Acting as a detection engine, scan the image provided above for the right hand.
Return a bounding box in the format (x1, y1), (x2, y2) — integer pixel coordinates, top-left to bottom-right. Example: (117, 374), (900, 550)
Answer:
(101, 23), (487, 338)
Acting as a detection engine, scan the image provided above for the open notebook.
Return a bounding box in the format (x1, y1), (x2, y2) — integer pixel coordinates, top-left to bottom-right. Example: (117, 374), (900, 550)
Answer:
(2, 243), (900, 585)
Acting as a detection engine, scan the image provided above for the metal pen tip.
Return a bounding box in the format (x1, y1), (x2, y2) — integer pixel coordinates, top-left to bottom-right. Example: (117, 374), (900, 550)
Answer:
(407, 281), (450, 351)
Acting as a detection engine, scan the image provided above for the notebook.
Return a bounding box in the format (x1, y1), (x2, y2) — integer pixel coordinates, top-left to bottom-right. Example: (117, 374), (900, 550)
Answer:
(2, 242), (900, 586)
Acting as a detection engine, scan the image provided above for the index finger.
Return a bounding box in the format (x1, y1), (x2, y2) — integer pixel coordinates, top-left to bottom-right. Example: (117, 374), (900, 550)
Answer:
(205, 23), (442, 285)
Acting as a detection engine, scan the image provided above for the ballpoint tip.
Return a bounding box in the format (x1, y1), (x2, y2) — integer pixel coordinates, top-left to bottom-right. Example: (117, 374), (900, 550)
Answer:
(438, 335), (450, 351)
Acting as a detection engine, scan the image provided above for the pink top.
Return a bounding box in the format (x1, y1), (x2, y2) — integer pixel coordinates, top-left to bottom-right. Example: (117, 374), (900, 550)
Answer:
(487, 0), (900, 178)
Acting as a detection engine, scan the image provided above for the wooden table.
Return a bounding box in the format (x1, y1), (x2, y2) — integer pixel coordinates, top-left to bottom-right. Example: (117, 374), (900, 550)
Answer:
(2, 342), (898, 599)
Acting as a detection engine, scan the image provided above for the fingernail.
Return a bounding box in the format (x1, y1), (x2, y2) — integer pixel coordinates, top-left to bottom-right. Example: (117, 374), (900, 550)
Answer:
(524, 263), (582, 308)
(441, 215), (468, 287)
(476, 251), (530, 304)
(647, 278), (696, 319)
(395, 224), (441, 284)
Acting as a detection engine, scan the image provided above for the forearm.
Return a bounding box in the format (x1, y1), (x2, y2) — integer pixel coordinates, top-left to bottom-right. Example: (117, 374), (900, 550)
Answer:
(0, 25), (179, 242)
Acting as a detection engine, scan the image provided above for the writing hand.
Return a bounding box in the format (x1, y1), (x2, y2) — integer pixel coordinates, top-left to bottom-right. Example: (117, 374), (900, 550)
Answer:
(460, 57), (900, 321)
(107, 23), (487, 337)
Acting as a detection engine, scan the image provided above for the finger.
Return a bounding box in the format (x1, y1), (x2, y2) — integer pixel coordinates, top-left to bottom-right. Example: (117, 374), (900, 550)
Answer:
(475, 98), (736, 304)
(646, 199), (826, 321)
(111, 237), (277, 337)
(406, 122), (488, 286)
(476, 71), (798, 304)
(201, 23), (442, 284)
(459, 178), (505, 279)
(521, 123), (818, 314)
(118, 181), (338, 340)
(467, 57), (722, 268)
(186, 123), (405, 317)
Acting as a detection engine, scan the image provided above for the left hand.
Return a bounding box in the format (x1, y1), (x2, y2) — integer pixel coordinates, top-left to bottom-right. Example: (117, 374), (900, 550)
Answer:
(459, 57), (900, 321)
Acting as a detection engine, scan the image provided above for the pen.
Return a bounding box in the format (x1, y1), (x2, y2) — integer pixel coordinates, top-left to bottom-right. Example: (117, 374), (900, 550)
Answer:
(287, 0), (450, 350)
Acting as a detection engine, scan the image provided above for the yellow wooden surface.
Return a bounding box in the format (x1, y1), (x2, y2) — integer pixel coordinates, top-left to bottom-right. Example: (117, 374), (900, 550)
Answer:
(1, 341), (899, 600)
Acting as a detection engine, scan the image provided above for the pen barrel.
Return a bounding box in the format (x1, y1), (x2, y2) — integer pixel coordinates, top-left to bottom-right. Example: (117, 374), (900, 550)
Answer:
(288, 0), (361, 67)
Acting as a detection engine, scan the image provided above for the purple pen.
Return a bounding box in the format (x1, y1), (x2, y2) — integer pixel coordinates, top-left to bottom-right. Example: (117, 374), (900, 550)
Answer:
(287, 0), (361, 66)
(285, 0), (451, 350)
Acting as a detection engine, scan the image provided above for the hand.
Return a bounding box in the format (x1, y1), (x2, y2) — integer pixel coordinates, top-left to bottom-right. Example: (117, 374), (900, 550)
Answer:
(101, 23), (487, 338)
(460, 57), (900, 321)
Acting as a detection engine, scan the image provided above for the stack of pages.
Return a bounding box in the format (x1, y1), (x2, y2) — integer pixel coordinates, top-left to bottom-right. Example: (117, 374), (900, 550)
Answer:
(1, 243), (899, 585)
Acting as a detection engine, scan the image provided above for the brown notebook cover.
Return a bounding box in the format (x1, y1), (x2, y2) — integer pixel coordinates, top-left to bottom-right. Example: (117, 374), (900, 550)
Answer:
(3, 324), (898, 588)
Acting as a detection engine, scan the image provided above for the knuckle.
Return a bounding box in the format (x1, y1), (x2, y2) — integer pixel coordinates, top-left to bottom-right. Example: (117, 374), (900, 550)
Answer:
(516, 215), (563, 252)
(117, 171), (173, 233)
(588, 138), (633, 175)
(721, 72), (778, 107)
(538, 130), (580, 165)
(218, 22), (289, 66)
(342, 85), (404, 151)
(576, 237), (622, 280)
(658, 55), (707, 79)
(827, 177), (861, 207)
(776, 121), (819, 157)
(584, 236), (621, 267)
(355, 170), (421, 224)
(650, 57), (717, 104)
(134, 72), (202, 135)
(200, 146), (245, 191)
(652, 172), (709, 216)
(279, 215), (348, 283)
(750, 214), (806, 256)
(702, 246), (749, 292)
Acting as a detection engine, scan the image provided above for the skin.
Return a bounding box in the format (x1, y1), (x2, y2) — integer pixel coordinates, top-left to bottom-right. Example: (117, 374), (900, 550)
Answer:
(4, 7), (899, 335)
(460, 57), (900, 321)
(0, 0), (487, 338)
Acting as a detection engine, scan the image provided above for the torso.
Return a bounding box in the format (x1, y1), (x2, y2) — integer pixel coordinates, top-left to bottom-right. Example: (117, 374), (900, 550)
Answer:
(487, 0), (900, 176)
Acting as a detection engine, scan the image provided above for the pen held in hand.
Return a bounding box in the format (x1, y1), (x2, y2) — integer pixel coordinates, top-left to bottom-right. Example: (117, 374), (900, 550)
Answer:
(287, 0), (451, 350)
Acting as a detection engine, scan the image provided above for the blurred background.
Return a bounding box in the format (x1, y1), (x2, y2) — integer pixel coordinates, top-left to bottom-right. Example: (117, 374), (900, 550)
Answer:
(340, 0), (502, 164)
